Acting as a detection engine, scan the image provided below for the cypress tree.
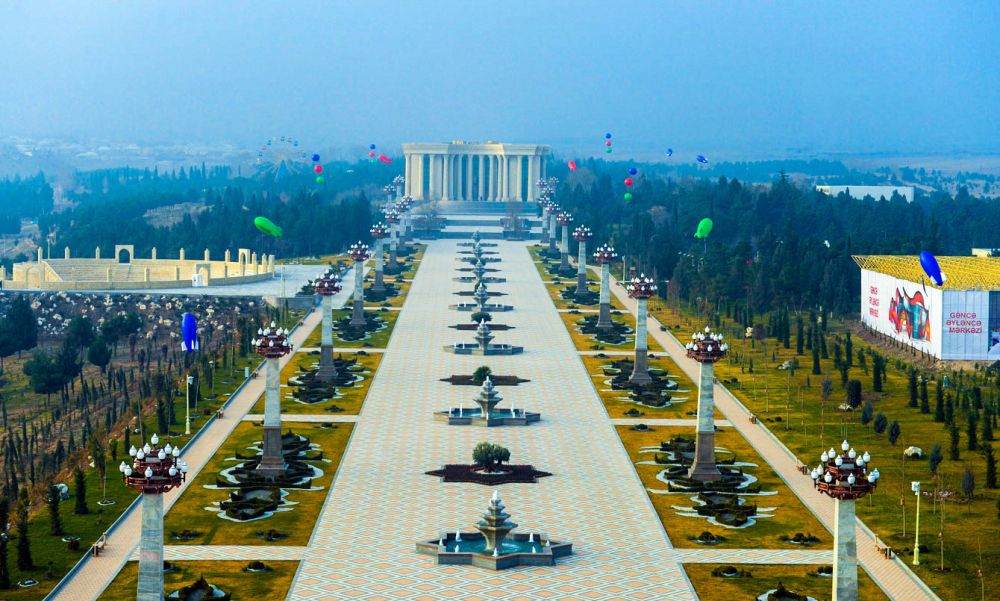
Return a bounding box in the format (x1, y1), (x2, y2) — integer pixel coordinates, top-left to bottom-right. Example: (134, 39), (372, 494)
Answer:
(15, 490), (32, 570)
(982, 444), (997, 488)
(934, 381), (945, 422)
(0, 495), (9, 589)
(47, 483), (63, 535)
(908, 371), (918, 408)
(844, 332), (853, 369)
(968, 412), (979, 451)
(950, 424), (961, 460)
(796, 316), (804, 355)
(920, 377), (930, 414)
(74, 467), (88, 515)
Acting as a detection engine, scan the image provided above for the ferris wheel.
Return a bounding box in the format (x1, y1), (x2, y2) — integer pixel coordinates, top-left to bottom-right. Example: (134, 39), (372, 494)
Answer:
(255, 136), (307, 182)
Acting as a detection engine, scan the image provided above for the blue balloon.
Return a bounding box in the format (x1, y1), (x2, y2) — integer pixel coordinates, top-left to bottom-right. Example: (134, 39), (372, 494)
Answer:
(369, 143), (376, 150)
(604, 132), (612, 139)
(919, 251), (946, 286)
(628, 167), (637, 175)
(181, 313), (199, 352)
(696, 155), (709, 164)
(667, 148), (673, 157)
(311, 153), (320, 162)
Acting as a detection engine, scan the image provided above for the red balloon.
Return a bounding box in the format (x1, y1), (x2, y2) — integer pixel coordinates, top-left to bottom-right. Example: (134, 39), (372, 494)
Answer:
(568, 160), (577, 171)
(624, 177), (634, 187)
(368, 151), (376, 157)
(378, 154), (392, 164)
(314, 165), (323, 174)
(605, 140), (612, 147)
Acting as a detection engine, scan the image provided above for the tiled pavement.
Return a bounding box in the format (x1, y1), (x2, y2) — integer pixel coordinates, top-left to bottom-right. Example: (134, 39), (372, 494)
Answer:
(288, 241), (700, 600)
(242, 414), (359, 423)
(604, 270), (941, 601)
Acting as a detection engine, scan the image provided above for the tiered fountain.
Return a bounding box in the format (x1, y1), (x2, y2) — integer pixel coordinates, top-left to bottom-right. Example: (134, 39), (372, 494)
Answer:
(458, 240), (501, 264)
(454, 258), (506, 284)
(446, 320), (522, 355)
(435, 377), (539, 426)
(416, 490), (572, 570)
(450, 282), (513, 312)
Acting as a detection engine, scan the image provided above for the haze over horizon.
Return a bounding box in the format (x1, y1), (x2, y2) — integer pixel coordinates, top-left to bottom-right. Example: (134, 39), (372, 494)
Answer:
(2, 1), (998, 158)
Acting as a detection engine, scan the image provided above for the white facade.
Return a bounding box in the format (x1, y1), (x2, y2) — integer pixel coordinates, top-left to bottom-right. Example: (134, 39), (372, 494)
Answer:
(860, 269), (1000, 360)
(817, 185), (914, 202)
(402, 142), (550, 202)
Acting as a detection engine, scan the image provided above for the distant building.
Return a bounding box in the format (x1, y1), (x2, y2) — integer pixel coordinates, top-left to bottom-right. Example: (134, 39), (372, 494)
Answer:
(817, 185), (914, 202)
(402, 141), (550, 202)
(971, 248), (999, 258)
(853, 254), (1000, 360)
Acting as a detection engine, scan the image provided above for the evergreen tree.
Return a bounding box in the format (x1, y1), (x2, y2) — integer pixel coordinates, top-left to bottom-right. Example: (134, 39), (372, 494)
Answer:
(982, 409), (994, 442)
(73, 467), (88, 515)
(87, 337), (112, 373)
(949, 424), (961, 460)
(928, 443), (944, 475)
(5, 295), (37, 357)
(934, 381), (945, 422)
(795, 316), (804, 355)
(873, 412), (888, 434)
(846, 379), (862, 409)
(982, 444), (997, 489)
(0, 496), (8, 589)
(968, 412), (979, 451)
(888, 420), (901, 445)
(844, 332), (853, 369)
(47, 482), (62, 535)
(907, 370), (918, 408)
(15, 490), (32, 570)
(811, 332), (821, 375)
(860, 401), (874, 425)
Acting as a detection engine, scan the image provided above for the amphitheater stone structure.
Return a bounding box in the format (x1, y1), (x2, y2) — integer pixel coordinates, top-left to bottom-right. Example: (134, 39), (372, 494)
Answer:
(1, 245), (275, 290)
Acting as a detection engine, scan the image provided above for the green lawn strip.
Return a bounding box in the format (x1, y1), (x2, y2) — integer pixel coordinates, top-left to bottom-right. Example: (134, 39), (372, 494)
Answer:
(654, 304), (998, 601)
(365, 280), (411, 308)
(581, 355), (695, 419)
(250, 351), (381, 415)
(683, 563), (888, 601)
(557, 311), (664, 352)
(616, 425), (832, 550)
(541, 280), (626, 311)
(163, 422), (352, 546)
(302, 309), (399, 349)
(100, 560), (299, 601)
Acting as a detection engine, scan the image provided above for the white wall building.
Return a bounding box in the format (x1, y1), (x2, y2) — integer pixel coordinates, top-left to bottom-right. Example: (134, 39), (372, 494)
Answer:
(402, 141), (550, 202)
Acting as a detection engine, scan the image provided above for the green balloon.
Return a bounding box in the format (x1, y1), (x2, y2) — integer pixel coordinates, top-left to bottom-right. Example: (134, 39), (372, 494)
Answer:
(624, 192), (633, 201)
(254, 216), (283, 238)
(694, 217), (714, 239)
(605, 147), (612, 154)
(316, 175), (325, 185)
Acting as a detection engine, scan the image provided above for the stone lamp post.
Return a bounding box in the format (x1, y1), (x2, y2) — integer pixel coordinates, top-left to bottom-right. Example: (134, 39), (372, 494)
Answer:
(253, 323), (293, 477)
(557, 212), (573, 272)
(547, 204), (560, 254)
(382, 184), (395, 205)
(385, 209), (401, 267)
(348, 242), (371, 327)
(684, 327), (729, 481)
(369, 222), (390, 292)
(593, 244), (618, 330)
(397, 197), (414, 243)
(572, 225), (592, 299)
(314, 271), (342, 381)
(627, 274), (657, 385)
(119, 434), (187, 601)
(811, 442), (880, 601)
(393, 175), (405, 200)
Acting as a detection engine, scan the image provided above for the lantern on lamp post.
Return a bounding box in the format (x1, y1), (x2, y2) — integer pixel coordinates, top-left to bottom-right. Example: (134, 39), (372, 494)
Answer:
(810, 442), (879, 601)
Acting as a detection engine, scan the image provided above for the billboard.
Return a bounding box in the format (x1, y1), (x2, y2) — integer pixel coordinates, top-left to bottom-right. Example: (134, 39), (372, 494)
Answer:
(860, 269), (999, 361)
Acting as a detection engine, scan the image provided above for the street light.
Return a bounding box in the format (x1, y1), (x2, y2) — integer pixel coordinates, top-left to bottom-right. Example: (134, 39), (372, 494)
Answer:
(184, 375), (194, 435)
(912, 481), (922, 566)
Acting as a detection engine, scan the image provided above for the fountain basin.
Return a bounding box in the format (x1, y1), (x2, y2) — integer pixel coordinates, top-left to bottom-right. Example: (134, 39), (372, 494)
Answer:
(416, 532), (571, 570)
(434, 406), (540, 426)
(446, 343), (523, 355)
(450, 303), (513, 312)
(453, 276), (507, 283)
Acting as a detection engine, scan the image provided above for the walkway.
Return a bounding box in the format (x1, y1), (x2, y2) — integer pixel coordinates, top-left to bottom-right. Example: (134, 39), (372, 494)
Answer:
(50, 266), (360, 600)
(289, 241), (698, 600)
(604, 271), (940, 601)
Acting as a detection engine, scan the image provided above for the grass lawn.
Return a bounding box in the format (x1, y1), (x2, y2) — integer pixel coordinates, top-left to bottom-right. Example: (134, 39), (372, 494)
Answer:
(581, 355), (696, 419)
(558, 311), (664, 352)
(616, 425), (832, 550)
(541, 281), (627, 311)
(683, 563), (888, 601)
(654, 303), (1000, 601)
(163, 421), (352, 546)
(250, 350), (381, 415)
(365, 279), (411, 308)
(100, 560), (299, 600)
(531, 256), (600, 284)
(302, 308), (399, 349)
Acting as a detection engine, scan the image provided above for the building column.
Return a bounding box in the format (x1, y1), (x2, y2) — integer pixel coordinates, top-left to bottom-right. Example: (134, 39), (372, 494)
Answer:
(417, 154), (425, 200)
(497, 156), (505, 201)
(527, 155), (536, 201)
(833, 498), (859, 601)
(514, 156), (523, 201)
(426, 155), (436, 200)
(488, 156), (496, 201)
(466, 155), (473, 200)
(478, 155), (485, 201)
(136, 493), (164, 601)
(404, 155), (413, 196)
(597, 263), (613, 329)
(258, 356), (286, 476)
(689, 361), (722, 481)
(629, 298), (652, 385)
(442, 153), (450, 200)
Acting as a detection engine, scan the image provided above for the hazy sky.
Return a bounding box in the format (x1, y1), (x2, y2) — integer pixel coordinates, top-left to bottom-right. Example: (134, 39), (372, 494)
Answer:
(2, 1), (998, 156)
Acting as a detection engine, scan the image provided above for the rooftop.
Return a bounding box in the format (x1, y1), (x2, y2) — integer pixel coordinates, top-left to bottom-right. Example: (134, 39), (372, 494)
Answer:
(852, 255), (1000, 291)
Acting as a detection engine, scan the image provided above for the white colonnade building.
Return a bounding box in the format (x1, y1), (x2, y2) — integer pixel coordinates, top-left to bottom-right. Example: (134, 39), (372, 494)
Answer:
(402, 141), (550, 202)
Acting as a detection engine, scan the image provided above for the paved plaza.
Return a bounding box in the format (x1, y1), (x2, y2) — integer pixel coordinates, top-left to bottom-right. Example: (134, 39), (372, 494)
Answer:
(289, 240), (699, 600)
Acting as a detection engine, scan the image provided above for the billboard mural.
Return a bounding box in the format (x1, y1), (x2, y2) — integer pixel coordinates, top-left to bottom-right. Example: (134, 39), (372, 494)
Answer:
(887, 287), (931, 342)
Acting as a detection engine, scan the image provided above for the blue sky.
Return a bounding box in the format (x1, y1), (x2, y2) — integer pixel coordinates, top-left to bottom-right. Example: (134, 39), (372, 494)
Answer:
(1, 1), (998, 156)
